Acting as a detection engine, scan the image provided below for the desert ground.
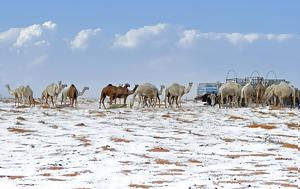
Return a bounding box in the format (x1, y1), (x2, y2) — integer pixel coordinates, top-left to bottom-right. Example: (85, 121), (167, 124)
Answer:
(0, 98), (299, 189)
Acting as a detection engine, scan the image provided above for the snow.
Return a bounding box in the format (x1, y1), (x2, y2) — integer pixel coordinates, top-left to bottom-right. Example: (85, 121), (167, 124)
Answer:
(0, 98), (299, 189)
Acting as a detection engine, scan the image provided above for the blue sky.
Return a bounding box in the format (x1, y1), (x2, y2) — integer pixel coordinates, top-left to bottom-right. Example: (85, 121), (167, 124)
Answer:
(0, 0), (299, 97)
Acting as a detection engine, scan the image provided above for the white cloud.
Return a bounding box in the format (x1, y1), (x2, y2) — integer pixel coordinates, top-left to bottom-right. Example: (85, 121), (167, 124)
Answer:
(70, 28), (101, 50)
(34, 40), (50, 47)
(178, 30), (200, 47)
(0, 28), (20, 42)
(42, 21), (57, 30)
(0, 21), (56, 48)
(179, 30), (299, 46)
(114, 23), (167, 48)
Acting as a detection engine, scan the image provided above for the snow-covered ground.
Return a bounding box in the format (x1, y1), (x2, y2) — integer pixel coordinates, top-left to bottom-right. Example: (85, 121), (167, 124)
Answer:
(0, 98), (299, 189)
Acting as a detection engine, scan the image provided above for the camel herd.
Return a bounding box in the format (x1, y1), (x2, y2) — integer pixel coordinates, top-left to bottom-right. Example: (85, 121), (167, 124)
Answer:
(216, 80), (299, 108)
(3, 81), (194, 109)
(3, 80), (300, 109)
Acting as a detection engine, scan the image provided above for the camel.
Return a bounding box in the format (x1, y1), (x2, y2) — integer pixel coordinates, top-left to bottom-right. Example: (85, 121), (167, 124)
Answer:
(164, 82), (193, 108)
(115, 83), (131, 105)
(5, 84), (24, 106)
(99, 84), (118, 109)
(241, 82), (255, 107)
(262, 84), (276, 106)
(61, 86), (89, 105)
(218, 82), (241, 108)
(255, 81), (266, 107)
(42, 81), (67, 107)
(264, 82), (296, 108)
(21, 85), (35, 107)
(66, 84), (78, 107)
(130, 83), (160, 108)
(143, 85), (165, 107)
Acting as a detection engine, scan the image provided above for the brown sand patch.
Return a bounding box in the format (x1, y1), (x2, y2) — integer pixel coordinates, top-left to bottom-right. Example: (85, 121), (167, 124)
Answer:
(147, 147), (169, 152)
(188, 159), (202, 164)
(247, 123), (276, 129)
(162, 114), (171, 118)
(0, 175), (26, 180)
(221, 138), (235, 142)
(275, 157), (292, 161)
(39, 173), (51, 176)
(269, 106), (281, 110)
(101, 145), (116, 152)
(226, 153), (274, 159)
(228, 115), (246, 120)
(62, 172), (80, 177)
(130, 153), (152, 159)
(119, 161), (133, 165)
(111, 137), (131, 143)
(287, 112), (297, 116)
(287, 123), (299, 130)
(44, 166), (64, 170)
(168, 169), (185, 172)
(151, 180), (170, 184)
(217, 180), (254, 184)
(155, 159), (171, 165)
(176, 118), (193, 123)
(175, 162), (188, 167)
(7, 127), (35, 134)
(73, 135), (92, 146)
(47, 178), (66, 181)
(281, 143), (299, 150)
(129, 184), (151, 188)
(121, 170), (132, 175)
(264, 182), (298, 188)
(156, 172), (182, 176)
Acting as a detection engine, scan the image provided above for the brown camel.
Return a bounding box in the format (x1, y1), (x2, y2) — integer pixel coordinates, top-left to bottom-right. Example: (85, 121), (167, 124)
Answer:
(99, 84), (118, 109)
(115, 83), (131, 105)
(255, 82), (265, 106)
(67, 84), (78, 107)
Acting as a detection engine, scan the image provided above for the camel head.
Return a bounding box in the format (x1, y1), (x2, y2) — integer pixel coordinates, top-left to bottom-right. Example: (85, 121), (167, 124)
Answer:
(58, 81), (62, 86)
(185, 82), (193, 94)
(83, 87), (90, 91)
(124, 83), (130, 88)
(160, 85), (165, 89)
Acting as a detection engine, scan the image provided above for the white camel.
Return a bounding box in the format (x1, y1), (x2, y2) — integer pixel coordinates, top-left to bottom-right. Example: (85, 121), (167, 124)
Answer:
(42, 81), (67, 107)
(262, 84), (276, 106)
(61, 86), (89, 105)
(264, 82), (296, 107)
(21, 85), (34, 106)
(241, 82), (255, 107)
(130, 83), (159, 108)
(5, 84), (24, 106)
(144, 85), (165, 107)
(164, 82), (193, 108)
(218, 82), (241, 108)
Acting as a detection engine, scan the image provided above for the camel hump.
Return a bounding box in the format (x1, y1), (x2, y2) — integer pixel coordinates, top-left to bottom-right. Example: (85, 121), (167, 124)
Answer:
(107, 84), (113, 86)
